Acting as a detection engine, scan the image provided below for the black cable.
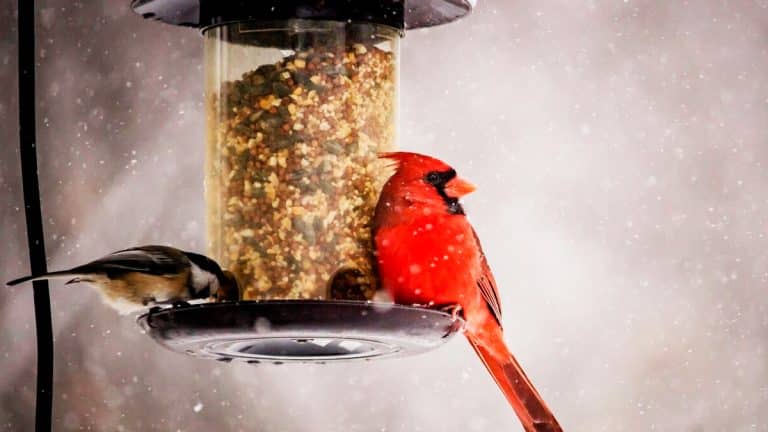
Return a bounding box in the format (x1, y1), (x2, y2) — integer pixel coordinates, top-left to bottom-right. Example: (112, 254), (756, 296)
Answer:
(17, 0), (54, 430)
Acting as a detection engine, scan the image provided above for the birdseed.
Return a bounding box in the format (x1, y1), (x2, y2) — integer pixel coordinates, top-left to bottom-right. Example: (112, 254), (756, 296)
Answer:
(206, 44), (395, 301)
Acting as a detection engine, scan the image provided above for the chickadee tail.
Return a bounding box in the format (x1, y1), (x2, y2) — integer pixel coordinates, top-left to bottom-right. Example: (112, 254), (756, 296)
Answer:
(6, 270), (84, 287)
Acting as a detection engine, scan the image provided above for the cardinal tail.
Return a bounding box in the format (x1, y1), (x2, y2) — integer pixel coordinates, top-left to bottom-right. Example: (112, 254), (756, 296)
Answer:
(6, 270), (84, 286)
(466, 328), (563, 432)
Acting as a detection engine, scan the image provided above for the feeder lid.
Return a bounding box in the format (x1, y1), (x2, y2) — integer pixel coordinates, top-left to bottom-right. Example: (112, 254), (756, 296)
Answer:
(137, 300), (463, 363)
(130, 0), (475, 31)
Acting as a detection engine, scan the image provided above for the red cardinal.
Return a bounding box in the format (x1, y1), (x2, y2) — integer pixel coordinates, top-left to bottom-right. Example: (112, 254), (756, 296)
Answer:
(373, 152), (562, 432)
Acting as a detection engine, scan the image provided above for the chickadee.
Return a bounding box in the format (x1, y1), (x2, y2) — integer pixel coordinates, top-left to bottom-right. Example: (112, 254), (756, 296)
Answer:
(6, 245), (239, 314)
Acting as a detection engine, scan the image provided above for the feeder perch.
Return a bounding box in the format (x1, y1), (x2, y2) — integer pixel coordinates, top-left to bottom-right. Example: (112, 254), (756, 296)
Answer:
(138, 301), (463, 363)
(131, 0), (474, 363)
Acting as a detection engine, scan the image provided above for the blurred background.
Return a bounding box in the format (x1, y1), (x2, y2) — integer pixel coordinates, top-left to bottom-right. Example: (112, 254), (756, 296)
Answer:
(2, 1), (768, 430)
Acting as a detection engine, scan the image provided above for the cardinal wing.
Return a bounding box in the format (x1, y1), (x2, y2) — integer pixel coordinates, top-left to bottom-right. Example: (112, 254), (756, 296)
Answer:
(472, 228), (503, 327)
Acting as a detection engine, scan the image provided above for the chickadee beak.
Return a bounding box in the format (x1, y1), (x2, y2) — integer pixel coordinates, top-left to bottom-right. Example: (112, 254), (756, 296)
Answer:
(444, 176), (477, 197)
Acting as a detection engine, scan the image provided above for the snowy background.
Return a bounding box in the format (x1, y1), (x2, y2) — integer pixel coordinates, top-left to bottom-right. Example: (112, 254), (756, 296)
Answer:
(2, 1), (768, 430)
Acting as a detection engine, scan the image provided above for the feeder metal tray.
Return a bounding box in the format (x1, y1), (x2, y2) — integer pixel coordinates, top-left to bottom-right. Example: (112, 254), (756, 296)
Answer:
(137, 300), (463, 364)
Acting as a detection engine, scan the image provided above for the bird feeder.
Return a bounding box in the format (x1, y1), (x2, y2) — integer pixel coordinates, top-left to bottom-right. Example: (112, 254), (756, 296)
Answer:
(132, 0), (474, 363)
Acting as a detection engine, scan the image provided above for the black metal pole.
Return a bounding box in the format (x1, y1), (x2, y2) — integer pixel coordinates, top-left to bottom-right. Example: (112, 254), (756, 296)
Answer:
(18, 0), (54, 430)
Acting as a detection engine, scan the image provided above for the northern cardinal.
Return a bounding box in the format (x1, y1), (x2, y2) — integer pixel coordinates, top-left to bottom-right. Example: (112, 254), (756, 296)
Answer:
(373, 152), (562, 432)
(6, 245), (239, 313)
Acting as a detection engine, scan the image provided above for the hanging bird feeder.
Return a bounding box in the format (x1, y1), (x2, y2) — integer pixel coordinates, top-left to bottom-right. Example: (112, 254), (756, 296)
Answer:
(132, 0), (474, 363)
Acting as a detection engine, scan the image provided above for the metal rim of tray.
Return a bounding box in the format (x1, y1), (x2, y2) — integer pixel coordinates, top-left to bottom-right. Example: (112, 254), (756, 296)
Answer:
(137, 300), (464, 364)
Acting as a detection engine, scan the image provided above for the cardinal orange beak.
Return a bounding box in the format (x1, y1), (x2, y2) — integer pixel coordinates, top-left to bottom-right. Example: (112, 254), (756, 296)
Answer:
(444, 176), (477, 197)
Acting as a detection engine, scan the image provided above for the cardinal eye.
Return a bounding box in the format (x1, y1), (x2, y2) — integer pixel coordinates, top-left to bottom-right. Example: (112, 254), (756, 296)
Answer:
(425, 172), (441, 184)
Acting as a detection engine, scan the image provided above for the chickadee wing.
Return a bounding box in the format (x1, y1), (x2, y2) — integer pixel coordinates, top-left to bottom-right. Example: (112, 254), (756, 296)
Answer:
(75, 245), (188, 276)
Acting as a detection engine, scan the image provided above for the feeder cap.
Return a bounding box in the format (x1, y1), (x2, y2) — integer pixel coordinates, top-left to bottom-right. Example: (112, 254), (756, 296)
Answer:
(130, 0), (475, 31)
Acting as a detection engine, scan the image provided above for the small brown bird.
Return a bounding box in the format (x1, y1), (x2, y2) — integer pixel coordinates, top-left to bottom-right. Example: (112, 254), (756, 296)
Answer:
(6, 245), (239, 314)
